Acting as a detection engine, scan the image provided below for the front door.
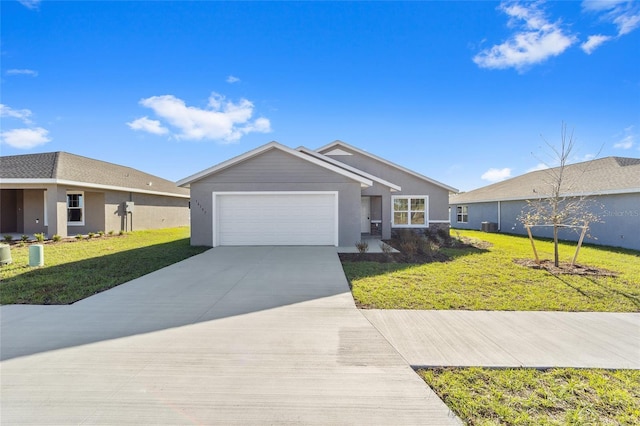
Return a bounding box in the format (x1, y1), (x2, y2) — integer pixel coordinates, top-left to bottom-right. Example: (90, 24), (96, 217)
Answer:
(361, 197), (371, 233)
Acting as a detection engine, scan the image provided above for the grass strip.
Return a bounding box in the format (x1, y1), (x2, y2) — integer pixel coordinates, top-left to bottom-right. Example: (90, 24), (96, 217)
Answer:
(0, 227), (208, 305)
(419, 367), (640, 425)
(343, 230), (640, 312)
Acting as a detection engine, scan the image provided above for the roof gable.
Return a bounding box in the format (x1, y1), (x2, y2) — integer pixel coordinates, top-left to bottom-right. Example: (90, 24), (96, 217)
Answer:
(177, 141), (373, 188)
(316, 140), (458, 193)
(296, 147), (401, 191)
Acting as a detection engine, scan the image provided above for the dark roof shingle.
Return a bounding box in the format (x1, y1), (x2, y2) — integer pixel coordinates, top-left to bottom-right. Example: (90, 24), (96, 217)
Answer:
(1, 152), (188, 196)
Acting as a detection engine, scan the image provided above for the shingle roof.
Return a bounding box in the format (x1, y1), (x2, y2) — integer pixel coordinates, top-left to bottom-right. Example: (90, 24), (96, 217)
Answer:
(1, 152), (189, 197)
(450, 157), (640, 204)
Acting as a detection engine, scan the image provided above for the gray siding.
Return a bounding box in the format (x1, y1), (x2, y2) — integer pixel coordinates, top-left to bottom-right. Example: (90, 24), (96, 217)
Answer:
(189, 149), (362, 247)
(325, 148), (451, 239)
(451, 193), (640, 251)
(450, 201), (499, 231)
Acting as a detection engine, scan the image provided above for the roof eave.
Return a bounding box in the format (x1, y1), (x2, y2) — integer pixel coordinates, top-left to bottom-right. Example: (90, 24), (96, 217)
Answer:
(0, 178), (190, 198)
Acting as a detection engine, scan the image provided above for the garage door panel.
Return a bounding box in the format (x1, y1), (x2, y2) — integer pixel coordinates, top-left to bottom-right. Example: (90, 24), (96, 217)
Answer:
(216, 193), (337, 246)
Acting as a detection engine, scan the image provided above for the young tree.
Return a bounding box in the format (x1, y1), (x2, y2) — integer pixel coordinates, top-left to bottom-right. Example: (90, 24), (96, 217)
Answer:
(519, 123), (602, 267)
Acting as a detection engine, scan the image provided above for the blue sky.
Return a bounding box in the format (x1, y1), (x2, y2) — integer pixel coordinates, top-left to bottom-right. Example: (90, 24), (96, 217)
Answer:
(1, 1), (639, 191)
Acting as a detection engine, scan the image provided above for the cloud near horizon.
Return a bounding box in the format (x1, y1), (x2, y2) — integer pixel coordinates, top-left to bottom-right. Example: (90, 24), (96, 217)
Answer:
(129, 92), (271, 142)
(526, 162), (550, 173)
(481, 167), (512, 182)
(613, 126), (636, 149)
(0, 127), (51, 149)
(473, 2), (576, 71)
(126, 116), (169, 135)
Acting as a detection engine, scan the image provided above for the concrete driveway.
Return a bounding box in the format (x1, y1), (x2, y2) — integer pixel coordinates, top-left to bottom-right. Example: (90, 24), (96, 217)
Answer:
(1, 247), (460, 425)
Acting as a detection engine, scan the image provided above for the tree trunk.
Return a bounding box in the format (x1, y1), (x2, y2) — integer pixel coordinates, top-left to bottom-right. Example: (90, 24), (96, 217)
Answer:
(553, 224), (559, 267)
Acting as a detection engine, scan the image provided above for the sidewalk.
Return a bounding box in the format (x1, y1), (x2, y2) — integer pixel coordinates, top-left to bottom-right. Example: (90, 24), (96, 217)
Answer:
(363, 310), (640, 369)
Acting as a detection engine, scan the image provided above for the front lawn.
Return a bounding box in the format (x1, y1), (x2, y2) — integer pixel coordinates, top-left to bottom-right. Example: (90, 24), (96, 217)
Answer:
(419, 367), (640, 425)
(343, 230), (640, 312)
(0, 227), (208, 305)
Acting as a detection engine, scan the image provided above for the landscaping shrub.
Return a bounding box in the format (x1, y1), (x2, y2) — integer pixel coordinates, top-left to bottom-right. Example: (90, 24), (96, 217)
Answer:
(34, 233), (45, 243)
(355, 241), (369, 254)
(3, 235), (13, 243)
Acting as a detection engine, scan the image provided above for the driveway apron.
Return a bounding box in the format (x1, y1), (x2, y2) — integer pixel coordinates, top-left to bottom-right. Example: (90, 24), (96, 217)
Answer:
(1, 247), (460, 425)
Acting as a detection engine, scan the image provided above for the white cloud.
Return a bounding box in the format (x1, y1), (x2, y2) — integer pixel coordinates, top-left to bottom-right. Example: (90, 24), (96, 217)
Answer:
(582, 0), (640, 35)
(126, 116), (169, 135)
(613, 126), (635, 149)
(481, 167), (512, 182)
(6, 69), (39, 77)
(527, 163), (549, 173)
(613, 137), (633, 149)
(18, 0), (40, 10)
(581, 34), (612, 53)
(0, 127), (50, 149)
(226, 75), (240, 83)
(473, 2), (576, 71)
(0, 104), (33, 124)
(132, 92), (271, 142)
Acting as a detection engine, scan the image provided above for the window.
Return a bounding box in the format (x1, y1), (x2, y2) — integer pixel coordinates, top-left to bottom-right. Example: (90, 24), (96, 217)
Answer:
(456, 205), (468, 223)
(67, 192), (84, 225)
(392, 196), (428, 227)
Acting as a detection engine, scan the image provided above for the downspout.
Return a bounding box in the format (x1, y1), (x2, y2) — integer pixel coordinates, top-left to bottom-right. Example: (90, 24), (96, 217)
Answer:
(497, 201), (501, 231)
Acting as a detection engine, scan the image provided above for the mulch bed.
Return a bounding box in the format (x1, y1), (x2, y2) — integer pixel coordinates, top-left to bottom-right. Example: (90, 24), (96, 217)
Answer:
(514, 258), (618, 277)
(338, 251), (449, 264)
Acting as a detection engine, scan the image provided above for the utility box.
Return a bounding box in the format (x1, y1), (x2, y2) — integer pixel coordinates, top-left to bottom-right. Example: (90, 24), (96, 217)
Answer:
(29, 244), (44, 267)
(481, 222), (498, 232)
(124, 201), (134, 213)
(0, 244), (12, 265)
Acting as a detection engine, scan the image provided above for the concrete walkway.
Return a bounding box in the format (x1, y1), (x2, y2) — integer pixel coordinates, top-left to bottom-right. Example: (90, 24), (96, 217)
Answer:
(1, 247), (460, 425)
(363, 310), (640, 369)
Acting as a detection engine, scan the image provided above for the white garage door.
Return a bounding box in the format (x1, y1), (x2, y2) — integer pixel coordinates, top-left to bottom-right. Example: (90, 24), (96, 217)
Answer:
(214, 192), (338, 246)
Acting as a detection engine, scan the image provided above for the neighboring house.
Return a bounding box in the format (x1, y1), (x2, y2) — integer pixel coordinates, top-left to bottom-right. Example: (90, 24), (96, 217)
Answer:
(178, 140), (458, 247)
(449, 157), (640, 251)
(0, 152), (190, 238)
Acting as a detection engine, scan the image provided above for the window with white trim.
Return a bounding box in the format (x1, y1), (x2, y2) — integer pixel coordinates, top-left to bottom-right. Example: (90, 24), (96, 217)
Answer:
(392, 196), (428, 227)
(67, 191), (84, 226)
(456, 205), (468, 223)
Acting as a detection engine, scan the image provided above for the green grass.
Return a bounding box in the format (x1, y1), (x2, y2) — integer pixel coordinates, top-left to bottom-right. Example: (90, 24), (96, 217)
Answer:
(0, 227), (208, 305)
(419, 367), (640, 425)
(343, 230), (640, 312)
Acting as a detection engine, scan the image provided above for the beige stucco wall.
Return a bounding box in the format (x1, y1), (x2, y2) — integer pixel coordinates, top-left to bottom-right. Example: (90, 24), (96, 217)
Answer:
(22, 189), (47, 235)
(104, 191), (190, 233)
